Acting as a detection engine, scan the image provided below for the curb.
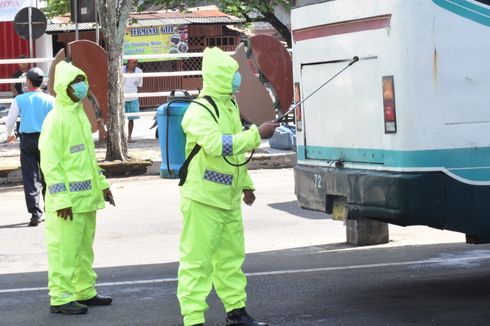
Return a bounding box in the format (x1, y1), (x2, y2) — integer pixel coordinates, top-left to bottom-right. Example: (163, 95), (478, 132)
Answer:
(100, 152), (297, 178)
(0, 152), (297, 184)
(0, 165), (22, 184)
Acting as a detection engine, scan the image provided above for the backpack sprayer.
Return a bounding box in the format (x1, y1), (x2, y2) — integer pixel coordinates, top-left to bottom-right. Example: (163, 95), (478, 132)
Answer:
(275, 56), (359, 123)
(157, 91), (253, 185)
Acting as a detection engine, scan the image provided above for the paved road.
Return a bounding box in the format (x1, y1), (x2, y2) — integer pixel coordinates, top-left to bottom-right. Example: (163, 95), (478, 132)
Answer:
(2, 169), (490, 326)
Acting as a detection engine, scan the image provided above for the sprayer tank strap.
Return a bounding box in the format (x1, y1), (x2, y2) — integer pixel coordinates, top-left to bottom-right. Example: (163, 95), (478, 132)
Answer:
(178, 96), (220, 186)
(178, 143), (202, 186)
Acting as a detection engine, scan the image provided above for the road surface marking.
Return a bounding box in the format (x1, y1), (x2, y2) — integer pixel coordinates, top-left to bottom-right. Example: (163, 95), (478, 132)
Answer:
(2, 254), (490, 294)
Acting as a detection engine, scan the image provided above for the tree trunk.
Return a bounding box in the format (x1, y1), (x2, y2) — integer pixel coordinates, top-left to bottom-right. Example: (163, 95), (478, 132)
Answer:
(97, 0), (132, 161)
(261, 10), (292, 48)
(104, 37), (127, 161)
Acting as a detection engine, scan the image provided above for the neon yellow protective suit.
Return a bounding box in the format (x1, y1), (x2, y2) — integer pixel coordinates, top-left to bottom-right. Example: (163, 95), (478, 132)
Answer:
(39, 61), (110, 306)
(177, 47), (261, 326)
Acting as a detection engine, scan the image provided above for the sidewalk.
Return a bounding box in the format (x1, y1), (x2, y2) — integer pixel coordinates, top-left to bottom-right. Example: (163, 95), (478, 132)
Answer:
(0, 137), (296, 184)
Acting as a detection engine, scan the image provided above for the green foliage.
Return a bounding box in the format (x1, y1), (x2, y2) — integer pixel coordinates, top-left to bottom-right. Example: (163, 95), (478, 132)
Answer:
(41, 0), (141, 19)
(219, 0), (291, 18)
(42, 0), (291, 24)
(137, 1), (292, 45)
(137, 1), (291, 20)
(42, 0), (71, 18)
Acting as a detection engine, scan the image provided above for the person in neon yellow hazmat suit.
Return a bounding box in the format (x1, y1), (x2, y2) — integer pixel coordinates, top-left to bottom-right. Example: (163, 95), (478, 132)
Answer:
(40, 61), (115, 315)
(177, 47), (279, 326)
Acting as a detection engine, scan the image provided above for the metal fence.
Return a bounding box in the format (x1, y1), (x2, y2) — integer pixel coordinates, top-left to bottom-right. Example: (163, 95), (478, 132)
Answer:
(0, 51), (237, 124)
(0, 52), (214, 104)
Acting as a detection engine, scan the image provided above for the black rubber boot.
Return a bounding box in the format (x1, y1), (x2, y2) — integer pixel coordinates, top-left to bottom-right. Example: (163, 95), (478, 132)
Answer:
(50, 301), (88, 315)
(225, 308), (268, 326)
(77, 294), (113, 306)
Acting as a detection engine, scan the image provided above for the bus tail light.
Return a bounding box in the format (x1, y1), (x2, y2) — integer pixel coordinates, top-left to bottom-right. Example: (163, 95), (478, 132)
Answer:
(382, 76), (397, 133)
(294, 82), (302, 131)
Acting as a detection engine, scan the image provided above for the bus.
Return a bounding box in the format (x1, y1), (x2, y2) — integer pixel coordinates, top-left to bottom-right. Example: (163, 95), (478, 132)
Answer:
(291, 0), (490, 244)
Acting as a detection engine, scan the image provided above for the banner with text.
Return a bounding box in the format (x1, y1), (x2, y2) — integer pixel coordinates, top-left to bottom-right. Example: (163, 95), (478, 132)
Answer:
(123, 25), (189, 62)
(0, 0), (35, 22)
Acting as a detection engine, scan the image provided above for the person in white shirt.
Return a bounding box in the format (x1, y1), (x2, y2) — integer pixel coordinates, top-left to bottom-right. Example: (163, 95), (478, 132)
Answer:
(122, 59), (143, 143)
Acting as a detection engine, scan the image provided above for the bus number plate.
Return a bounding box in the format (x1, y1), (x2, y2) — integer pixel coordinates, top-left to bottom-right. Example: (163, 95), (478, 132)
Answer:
(314, 174), (322, 189)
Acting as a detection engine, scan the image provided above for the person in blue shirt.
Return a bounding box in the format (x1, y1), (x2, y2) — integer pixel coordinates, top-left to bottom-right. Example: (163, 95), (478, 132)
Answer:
(10, 55), (29, 138)
(6, 67), (54, 226)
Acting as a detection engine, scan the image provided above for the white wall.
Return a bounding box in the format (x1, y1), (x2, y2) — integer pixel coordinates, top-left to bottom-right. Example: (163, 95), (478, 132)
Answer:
(35, 33), (53, 74)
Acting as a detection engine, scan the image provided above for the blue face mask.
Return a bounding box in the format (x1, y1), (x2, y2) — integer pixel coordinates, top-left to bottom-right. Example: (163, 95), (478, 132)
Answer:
(232, 71), (241, 93)
(71, 81), (88, 100)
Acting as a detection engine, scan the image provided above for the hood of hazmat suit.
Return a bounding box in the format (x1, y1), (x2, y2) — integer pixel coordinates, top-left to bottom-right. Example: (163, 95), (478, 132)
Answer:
(180, 47), (261, 210)
(39, 61), (110, 213)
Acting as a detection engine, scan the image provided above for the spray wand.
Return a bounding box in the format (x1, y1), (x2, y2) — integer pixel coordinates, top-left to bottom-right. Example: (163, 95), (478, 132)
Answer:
(275, 56), (359, 122)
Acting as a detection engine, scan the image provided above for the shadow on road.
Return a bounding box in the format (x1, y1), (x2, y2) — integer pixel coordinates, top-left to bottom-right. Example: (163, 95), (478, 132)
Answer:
(0, 222), (28, 229)
(268, 200), (328, 220)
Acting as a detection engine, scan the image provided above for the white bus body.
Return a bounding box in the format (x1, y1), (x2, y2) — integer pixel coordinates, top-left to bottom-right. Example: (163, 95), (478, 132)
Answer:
(292, 0), (490, 240)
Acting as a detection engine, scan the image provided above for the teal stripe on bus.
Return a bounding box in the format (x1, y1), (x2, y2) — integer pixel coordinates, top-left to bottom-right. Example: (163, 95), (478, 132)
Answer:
(297, 145), (490, 181)
(447, 167), (490, 181)
(433, 0), (490, 27)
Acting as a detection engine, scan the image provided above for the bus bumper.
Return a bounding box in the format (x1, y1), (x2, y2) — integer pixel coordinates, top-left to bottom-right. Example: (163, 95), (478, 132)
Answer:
(294, 164), (490, 237)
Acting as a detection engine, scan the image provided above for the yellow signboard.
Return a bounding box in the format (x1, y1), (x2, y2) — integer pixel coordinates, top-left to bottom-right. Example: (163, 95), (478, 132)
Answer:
(123, 25), (189, 62)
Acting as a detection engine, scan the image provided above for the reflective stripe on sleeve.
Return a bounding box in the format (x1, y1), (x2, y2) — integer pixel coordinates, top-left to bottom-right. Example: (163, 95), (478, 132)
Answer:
(48, 183), (67, 194)
(70, 144), (85, 153)
(222, 134), (233, 156)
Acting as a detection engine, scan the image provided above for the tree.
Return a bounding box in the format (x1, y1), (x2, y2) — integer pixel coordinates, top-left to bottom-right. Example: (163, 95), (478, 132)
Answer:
(220, 0), (292, 48)
(98, 0), (134, 161)
(141, 1), (292, 47)
(44, 0), (134, 161)
(43, 0), (70, 18)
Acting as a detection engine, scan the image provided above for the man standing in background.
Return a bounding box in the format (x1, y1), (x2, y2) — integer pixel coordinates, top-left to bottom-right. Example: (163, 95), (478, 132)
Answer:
(122, 59), (143, 143)
(6, 67), (54, 226)
(10, 55), (29, 138)
(10, 55), (29, 97)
